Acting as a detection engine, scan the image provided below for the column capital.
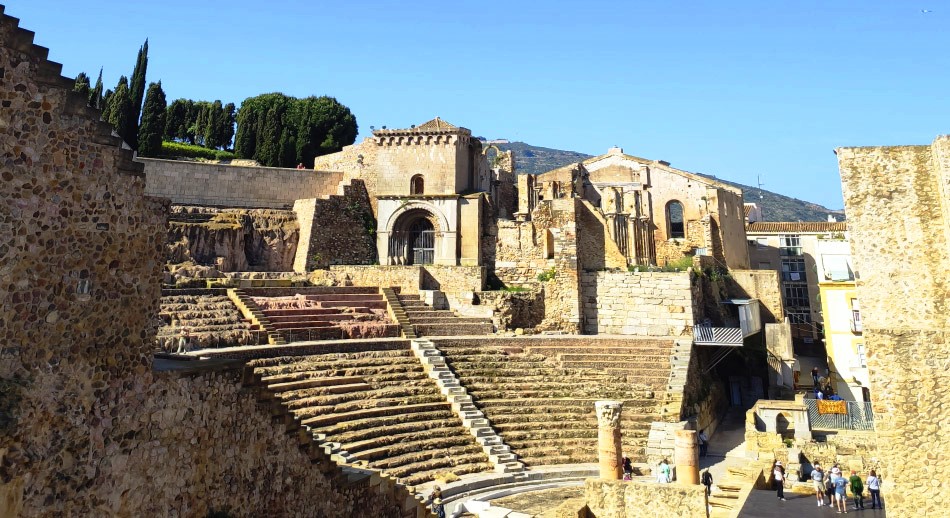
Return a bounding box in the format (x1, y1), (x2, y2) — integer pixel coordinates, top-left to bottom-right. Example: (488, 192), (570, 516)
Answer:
(595, 400), (623, 428)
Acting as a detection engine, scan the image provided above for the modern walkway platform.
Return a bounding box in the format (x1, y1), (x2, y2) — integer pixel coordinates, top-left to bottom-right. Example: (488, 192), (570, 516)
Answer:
(739, 490), (887, 517)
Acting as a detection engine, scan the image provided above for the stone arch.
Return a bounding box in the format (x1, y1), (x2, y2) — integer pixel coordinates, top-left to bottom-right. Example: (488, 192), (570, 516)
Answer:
(776, 412), (795, 438)
(384, 205), (447, 266)
(384, 201), (449, 235)
(666, 200), (685, 239)
(410, 174), (424, 195)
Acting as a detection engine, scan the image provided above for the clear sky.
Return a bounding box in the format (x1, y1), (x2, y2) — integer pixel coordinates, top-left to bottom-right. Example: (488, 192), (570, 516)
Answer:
(7, 1), (948, 210)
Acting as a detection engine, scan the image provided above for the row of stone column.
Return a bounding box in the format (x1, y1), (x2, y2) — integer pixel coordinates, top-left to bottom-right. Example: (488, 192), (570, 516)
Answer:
(596, 400), (698, 484)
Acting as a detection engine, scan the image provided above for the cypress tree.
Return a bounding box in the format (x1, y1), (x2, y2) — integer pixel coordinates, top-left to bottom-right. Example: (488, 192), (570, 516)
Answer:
(138, 81), (167, 157)
(128, 39), (149, 148)
(221, 102), (236, 150)
(73, 72), (91, 99)
(105, 77), (133, 147)
(89, 68), (104, 109)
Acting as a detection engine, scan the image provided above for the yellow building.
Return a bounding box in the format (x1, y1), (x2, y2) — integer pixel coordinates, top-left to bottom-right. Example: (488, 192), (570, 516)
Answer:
(816, 238), (868, 402)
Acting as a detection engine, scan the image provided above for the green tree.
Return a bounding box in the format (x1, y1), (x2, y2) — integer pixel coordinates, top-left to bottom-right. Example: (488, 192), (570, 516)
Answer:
(89, 68), (104, 109)
(138, 81), (167, 157)
(164, 98), (191, 141)
(234, 93), (357, 167)
(128, 39), (149, 148)
(73, 72), (90, 99)
(104, 77), (133, 147)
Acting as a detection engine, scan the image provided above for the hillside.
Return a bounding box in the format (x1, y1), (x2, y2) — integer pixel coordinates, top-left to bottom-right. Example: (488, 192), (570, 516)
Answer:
(491, 141), (844, 222)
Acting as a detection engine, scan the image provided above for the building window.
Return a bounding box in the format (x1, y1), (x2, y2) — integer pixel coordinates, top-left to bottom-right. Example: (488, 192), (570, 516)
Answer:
(756, 237), (768, 250)
(410, 175), (424, 195)
(786, 310), (811, 324)
(781, 257), (806, 281)
(851, 298), (863, 333)
(779, 234), (802, 256)
(856, 343), (867, 368)
(783, 283), (810, 308)
(667, 200), (685, 239)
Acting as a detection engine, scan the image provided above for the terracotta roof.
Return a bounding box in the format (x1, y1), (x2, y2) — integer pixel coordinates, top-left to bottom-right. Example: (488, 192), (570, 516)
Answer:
(372, 117), (469, 136)
(746, 221), (847, 233)
(414, 117), (458, 132)
(744, 205), (754, 217)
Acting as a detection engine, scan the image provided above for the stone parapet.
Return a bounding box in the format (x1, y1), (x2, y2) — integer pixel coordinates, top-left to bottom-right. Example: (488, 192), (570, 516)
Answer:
(581, 271), (694, 336)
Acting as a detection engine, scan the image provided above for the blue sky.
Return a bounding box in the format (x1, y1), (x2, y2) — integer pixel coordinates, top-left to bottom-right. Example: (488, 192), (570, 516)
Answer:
(8, 1), (948, 210)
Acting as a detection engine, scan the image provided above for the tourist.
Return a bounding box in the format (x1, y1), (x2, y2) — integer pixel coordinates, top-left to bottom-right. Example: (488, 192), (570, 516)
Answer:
(833, 469), (849, 513)
(867, 470), (882, 509)
(773, 461), (786, 501)
(176, 328), (190, 353)
(816, 388), (825, 400)
(812, 366), (821, 387)
(849, 469), (865, 510)
(622, 456), (633, 480)
(657, 459), (671, 483)
(811, 463), (826, 507)
(428, 486), (446, 518)
(701, 469), (714, 497)
(698, 429), (709, 457)
(825, 470), (836, 506)
(296, 163), (305, 170)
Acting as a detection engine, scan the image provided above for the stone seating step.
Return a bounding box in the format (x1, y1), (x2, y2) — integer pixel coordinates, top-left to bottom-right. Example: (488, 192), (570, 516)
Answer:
(408, 317), (493, 325)
(500, 429), (598, 441)
(466, 389), (633, 400)
(557, 353), (670, 365)
(351, 435), (482, 462)
(269, 320), (339, 330)
(414, 323), (494, 336)
(381, 450), (489, 477)
(474, 398), (656, 409)
(259, 307), (361, 317)
(318, 300), (388, 310)
(331, 419), (461, 444)
(289, 391), (445, 415)
(311, 409), (458, 436)
(300, 294), (385, 302)
(266, 375), (367, 391)
(253, 354), (419, 371)
(301, 401), (451, 428)
(559, 362), (671, 375)
(343, 424), (474, 454)
(491, 417), (655, 432)
(265, 313), (358, 324)
(399, 461), (494, 487)
(277, 382), (372, 400)
(523, 345), (674, 356)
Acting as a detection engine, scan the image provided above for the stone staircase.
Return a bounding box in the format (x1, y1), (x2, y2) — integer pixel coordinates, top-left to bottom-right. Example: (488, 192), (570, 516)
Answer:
(247, 345), (495, 487)
(399, 294), (494, 337)
(227, 288), (286, 345)
(433, 337), (666, 466)
(247, 287), (401, 342)
(382, 288), (418, 339)
(411, 338), (525, 475)
(708, 464), (763, 518)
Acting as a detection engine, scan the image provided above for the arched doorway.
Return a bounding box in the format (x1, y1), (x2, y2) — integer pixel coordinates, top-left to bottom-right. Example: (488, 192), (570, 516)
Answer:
(407, 218), (434, 265)
(387, 208), (439, 265)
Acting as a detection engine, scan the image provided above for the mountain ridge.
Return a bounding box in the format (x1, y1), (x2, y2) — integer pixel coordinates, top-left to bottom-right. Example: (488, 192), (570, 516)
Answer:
(490, 141), (844, 223)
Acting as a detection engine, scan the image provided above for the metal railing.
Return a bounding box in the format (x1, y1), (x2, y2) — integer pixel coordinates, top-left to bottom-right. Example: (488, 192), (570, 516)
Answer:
(804, 399), (874, 431)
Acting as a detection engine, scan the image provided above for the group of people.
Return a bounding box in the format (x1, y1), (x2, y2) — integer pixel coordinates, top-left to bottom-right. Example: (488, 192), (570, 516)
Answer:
(811, 367), (842, 401)
(810, 463), (883, 512)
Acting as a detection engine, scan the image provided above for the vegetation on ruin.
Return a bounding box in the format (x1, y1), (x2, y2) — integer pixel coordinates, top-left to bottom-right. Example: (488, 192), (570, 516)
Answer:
(159, 141), (235, 161)
(537, 267), (557, 282)
(234, 93), (358, 168)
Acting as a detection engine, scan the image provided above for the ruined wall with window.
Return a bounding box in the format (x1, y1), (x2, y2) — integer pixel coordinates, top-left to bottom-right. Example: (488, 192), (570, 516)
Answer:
(836, 135), (950, 516)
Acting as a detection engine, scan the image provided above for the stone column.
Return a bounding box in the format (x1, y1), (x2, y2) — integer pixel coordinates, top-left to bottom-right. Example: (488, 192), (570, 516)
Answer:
(595, 400), (623, 480)
(674, 429), (699, 485)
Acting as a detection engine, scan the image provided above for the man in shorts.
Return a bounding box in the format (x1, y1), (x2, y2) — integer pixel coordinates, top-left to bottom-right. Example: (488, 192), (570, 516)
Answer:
(834, 472), (849, 513)
(811, 463), (826, 507)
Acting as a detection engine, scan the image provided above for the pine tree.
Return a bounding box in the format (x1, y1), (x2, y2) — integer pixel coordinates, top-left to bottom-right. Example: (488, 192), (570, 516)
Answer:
(89, 68), (104, 109)
(138, 81), (167, 157)
(73, 72), (91, 99)
(128, 39), (149, 148)
(105, 77), (133, 147)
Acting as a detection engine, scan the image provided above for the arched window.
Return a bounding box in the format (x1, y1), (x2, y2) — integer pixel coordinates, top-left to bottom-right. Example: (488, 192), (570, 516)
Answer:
(666, 200), (685, 239)
(410, 174), (424, 195)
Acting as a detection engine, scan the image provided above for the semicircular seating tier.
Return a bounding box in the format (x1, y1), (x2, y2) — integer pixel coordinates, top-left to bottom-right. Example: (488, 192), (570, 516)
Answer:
(157, 289), (266, 349)
(247, 343), (494, 486)
(432, 337), (675, 466)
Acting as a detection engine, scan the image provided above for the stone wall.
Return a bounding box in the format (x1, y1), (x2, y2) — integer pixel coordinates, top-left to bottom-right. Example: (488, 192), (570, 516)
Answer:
(166, 206), (299, 273)
(728, 269), (784, 323)
(836, 137), (950, 515)
(581, 272), (694, 336)
(473, 289), (545, 331)
(307, 264), (485, 294)
(139, 157), (344, 208)
(576, 478), (706, 518)
(292, 180), (377, 271)
(0, 12), (417, 517)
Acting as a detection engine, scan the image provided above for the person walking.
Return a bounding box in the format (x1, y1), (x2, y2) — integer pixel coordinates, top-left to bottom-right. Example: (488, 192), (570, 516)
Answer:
(427, 486), (446, 518)
(833, 471), (849, 513)
(849, 470), (865, 510)
(176, 328), (190, 353)
(622, 456), (633, 480)
(867, 470), (882, 509)
(698, 429), (709, 458)
(811, 463), (826, 507)
(812, 366), (821, 387)
(773, 461), (786, 501)
(701, 469), (714, 497)
(657, 459), (671, 483)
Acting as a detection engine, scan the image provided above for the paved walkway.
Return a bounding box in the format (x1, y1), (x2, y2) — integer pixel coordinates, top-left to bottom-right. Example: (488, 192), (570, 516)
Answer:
(740, 490), (887, 517)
